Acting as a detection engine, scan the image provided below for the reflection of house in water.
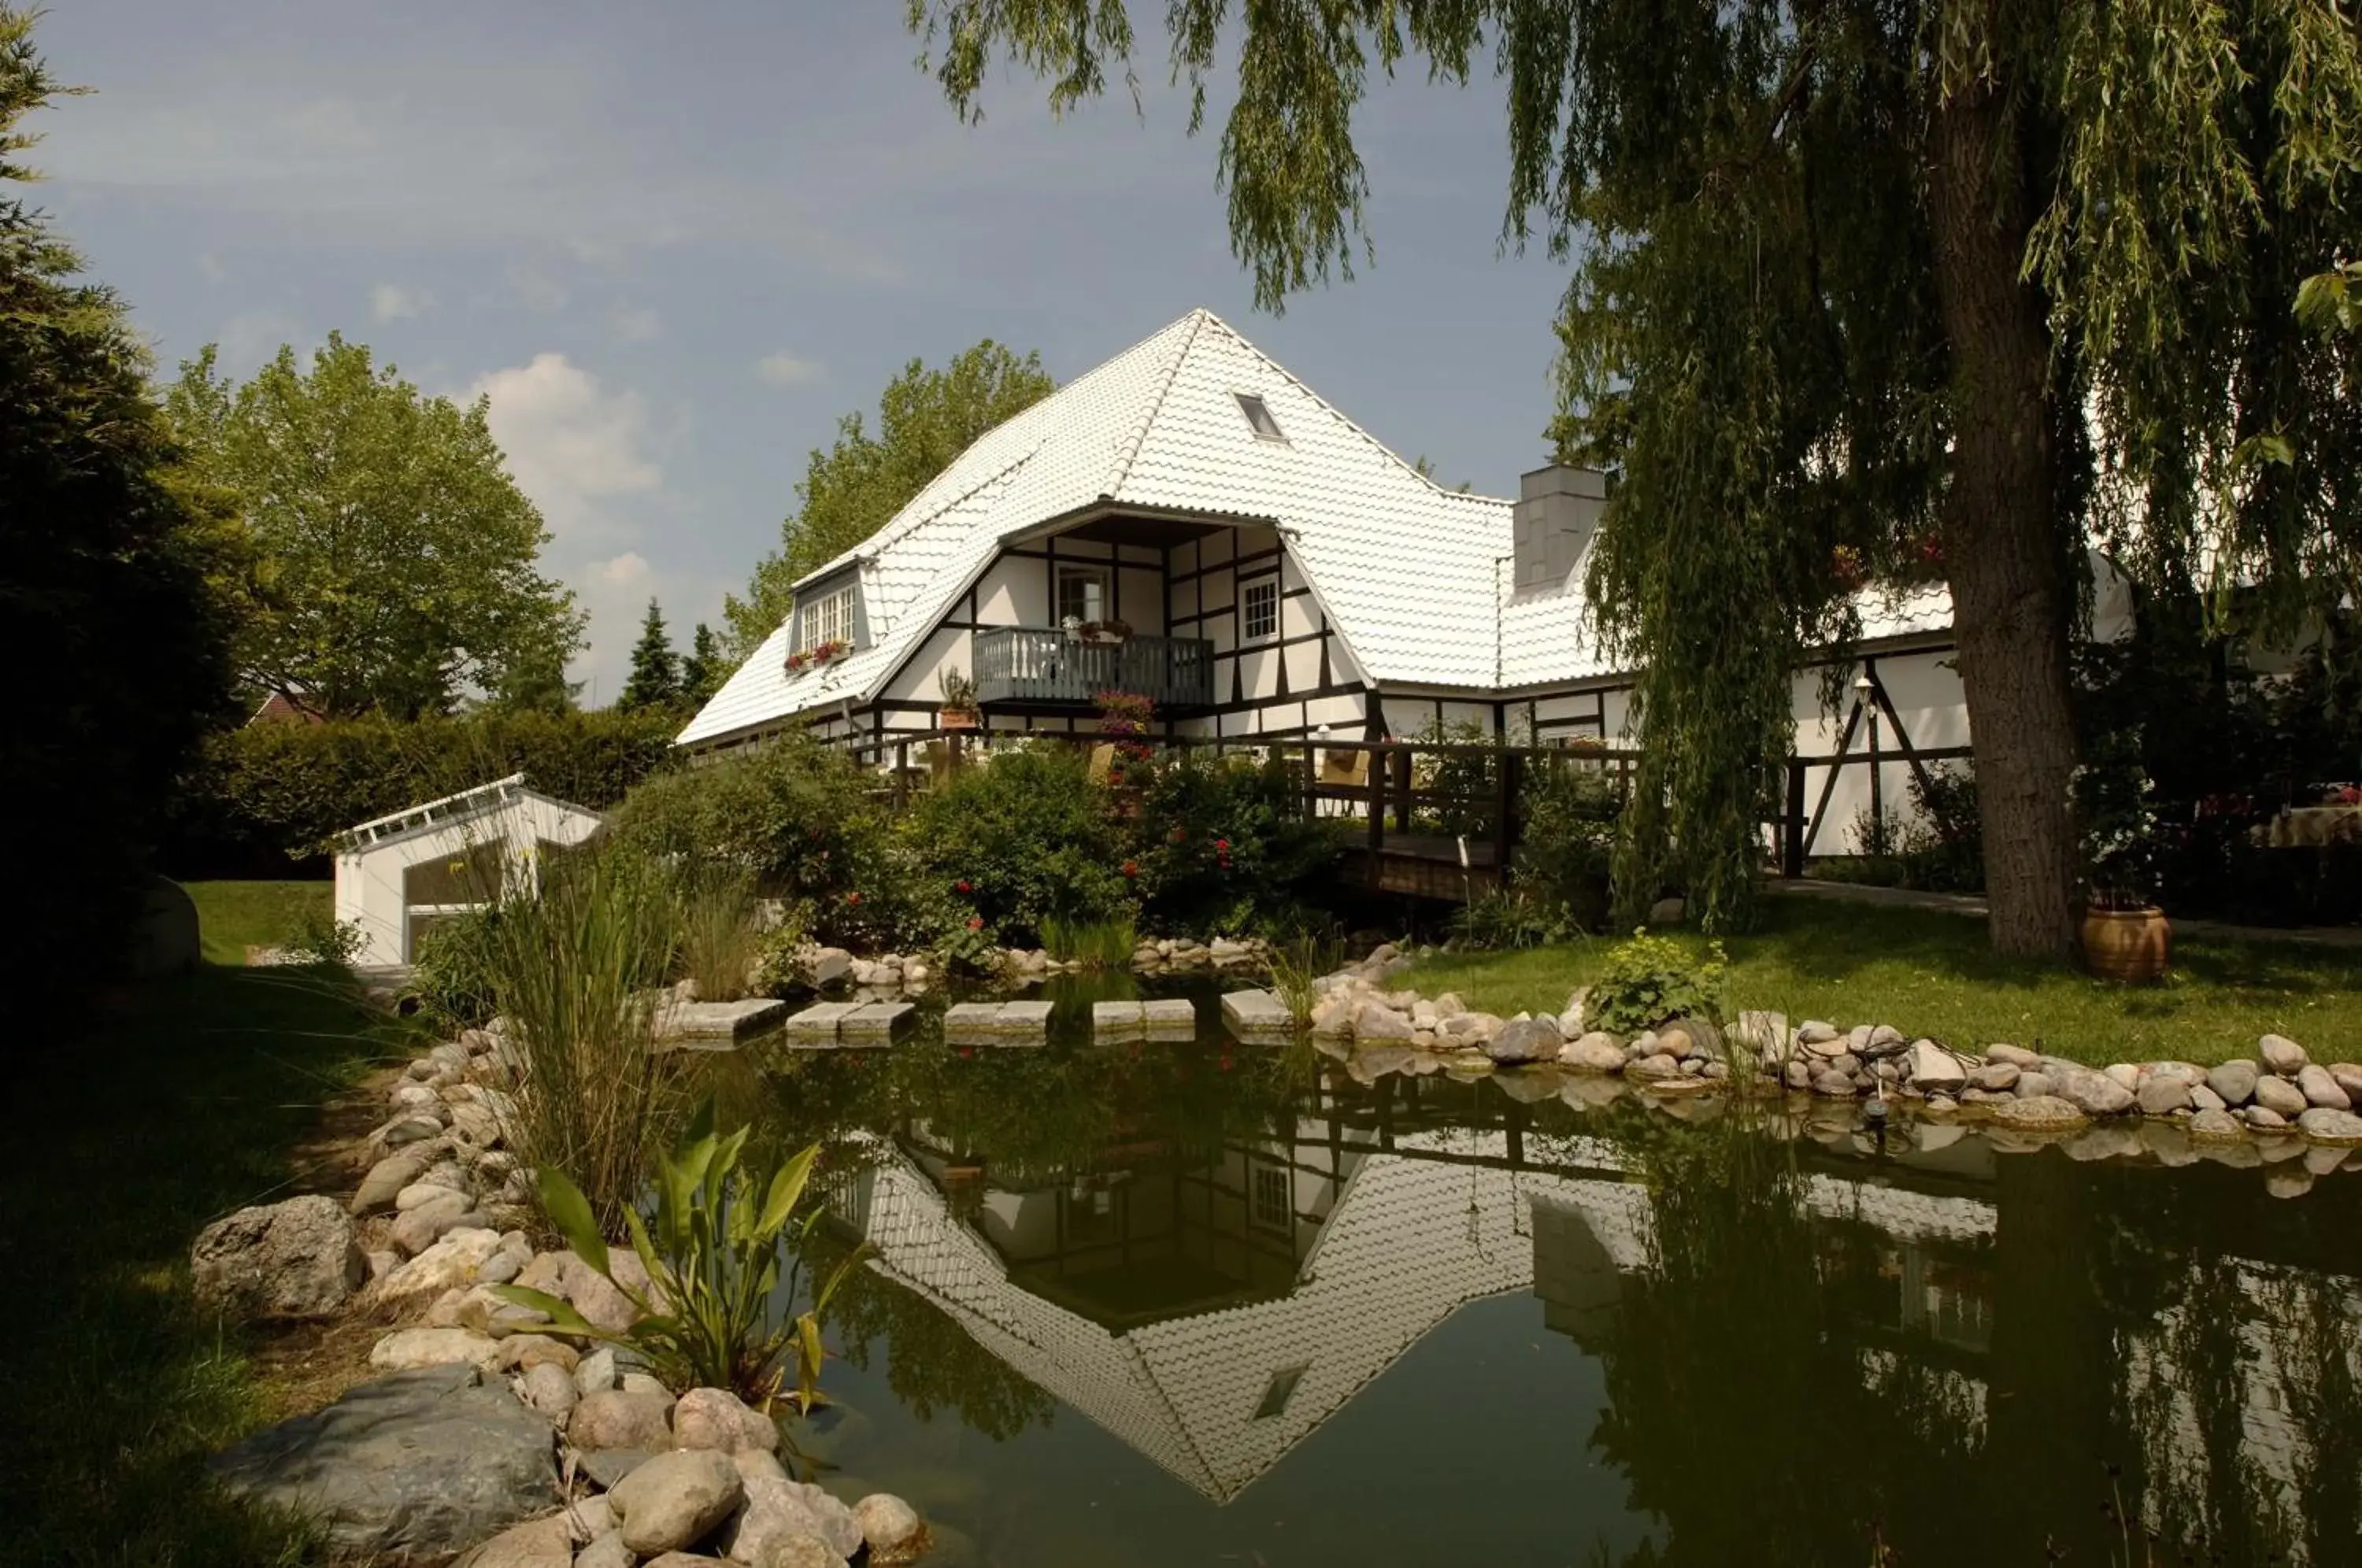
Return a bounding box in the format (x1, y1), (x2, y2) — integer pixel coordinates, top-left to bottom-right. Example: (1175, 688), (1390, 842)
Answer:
(831, 1114), (2027, 1507)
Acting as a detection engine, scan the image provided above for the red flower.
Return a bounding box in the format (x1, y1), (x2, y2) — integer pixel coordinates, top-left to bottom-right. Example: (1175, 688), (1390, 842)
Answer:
(1170, 827), (1186, 844)
(955, 879), (973, 893)
(957, 1046), (973, 1059)
(1121, 860), (1139, 878)
(846, 891), (862, 905)
(1214, 838), (1231, 850)
(967, 915), (984, 930)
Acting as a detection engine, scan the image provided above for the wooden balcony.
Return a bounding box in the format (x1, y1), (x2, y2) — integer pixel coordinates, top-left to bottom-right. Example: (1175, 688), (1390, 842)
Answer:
(973, 627), (1216, 709)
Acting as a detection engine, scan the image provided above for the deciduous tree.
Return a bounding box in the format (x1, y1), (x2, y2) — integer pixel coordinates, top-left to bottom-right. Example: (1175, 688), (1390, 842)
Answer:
(168, 336), (584, 719)
(724, 340), (1055, 656)
(902, 0), (2362, 958)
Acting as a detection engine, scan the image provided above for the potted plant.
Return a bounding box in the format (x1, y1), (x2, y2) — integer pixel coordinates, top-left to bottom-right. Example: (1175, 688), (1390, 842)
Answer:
(939, 668), (979, 730)
(1064, 616), (1133, 646)
(2075, 742), (2170, 983)
(784, 638), (852, 676)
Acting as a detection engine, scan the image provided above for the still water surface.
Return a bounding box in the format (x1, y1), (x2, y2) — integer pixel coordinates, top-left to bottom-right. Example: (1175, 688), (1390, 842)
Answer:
(745, 978), (2362, 1567)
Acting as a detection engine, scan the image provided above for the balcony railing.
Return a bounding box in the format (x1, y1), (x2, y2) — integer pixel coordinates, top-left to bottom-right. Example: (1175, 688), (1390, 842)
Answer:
(973, 627), (1216, 709)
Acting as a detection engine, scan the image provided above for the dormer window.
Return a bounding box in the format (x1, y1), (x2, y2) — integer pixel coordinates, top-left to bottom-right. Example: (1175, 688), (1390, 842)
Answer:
(798, 583), (856, 653)
(1234, 392), (1286, 442)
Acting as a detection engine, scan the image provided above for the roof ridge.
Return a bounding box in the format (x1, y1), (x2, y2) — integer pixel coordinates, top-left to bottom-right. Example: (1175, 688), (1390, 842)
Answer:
(1101, 307), (1210, 500)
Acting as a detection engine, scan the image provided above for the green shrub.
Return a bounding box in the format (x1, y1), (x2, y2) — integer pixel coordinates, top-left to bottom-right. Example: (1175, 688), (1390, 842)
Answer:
(171, 707), (679, 871)
(909, 745), (1133, 944)
(1586, 930), (1729, 1034)
(285, 905), (367, 967)
(1450, 887), (1562, 950)
(411, 906), (505, 1027)
(1129, 751), (1339, 937)
(495, 1099), (861, 1412)
(1511, 760), (1622, 933)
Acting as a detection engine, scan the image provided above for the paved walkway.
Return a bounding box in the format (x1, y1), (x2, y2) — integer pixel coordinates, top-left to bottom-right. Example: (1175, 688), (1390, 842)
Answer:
(1768, 878), (2362, 952)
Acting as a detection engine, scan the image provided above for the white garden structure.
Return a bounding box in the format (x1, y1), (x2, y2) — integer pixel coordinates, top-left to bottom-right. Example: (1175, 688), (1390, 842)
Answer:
(331, 775), (605, 968)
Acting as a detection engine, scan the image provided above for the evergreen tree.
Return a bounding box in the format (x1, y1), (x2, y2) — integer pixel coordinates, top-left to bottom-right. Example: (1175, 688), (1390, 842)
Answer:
(680, 622), (725, 706)
(620, 598), (680, 710)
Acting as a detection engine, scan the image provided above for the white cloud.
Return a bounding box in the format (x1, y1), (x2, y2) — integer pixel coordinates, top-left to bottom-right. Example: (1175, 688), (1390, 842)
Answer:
(467, 353), (661, 546)
(215, 308), (302, 372)
(592, 550), (652, 586)
(371, 282), (428, 320)
(607, 302), (662, 342)
(753, 349), (823, 386)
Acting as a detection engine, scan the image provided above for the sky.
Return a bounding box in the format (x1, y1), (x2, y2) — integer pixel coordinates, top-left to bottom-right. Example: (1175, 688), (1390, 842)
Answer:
(37, 1), (1575, 703)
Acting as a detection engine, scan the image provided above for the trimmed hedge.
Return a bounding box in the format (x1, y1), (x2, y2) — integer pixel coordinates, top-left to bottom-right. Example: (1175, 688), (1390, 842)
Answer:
(167, 708), (683, 875)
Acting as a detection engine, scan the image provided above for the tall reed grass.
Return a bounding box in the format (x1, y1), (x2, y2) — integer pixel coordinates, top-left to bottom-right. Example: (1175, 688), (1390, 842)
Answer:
(485, 841), (689, 1230)
(676, 867), (760, 1002)
(1041, 912), (1138, 967)
(1265, 931), (1342, 1026)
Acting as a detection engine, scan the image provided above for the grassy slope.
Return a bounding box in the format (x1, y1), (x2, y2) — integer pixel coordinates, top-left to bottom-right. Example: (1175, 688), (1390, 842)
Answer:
(185, 880), (332, 965)
(0, 966), (401, 1567)
(1406, 897), (2362, 1068)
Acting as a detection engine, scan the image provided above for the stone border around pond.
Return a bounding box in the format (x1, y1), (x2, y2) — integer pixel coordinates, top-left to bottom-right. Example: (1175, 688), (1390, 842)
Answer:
(1297, 946), (2362, 1182)
(191, 1011), (936, 1567)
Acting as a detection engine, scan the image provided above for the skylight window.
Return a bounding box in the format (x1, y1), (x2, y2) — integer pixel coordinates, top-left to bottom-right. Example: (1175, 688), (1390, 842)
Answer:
(1234, 392), (1286, 442)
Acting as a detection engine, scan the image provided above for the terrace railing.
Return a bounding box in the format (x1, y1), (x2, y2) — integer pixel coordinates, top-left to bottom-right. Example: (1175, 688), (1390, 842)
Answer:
(973, 627), (1215, 709)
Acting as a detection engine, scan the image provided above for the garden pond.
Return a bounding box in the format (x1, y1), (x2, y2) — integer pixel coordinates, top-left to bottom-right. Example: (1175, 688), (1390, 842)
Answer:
(724, 976), (2362, 1567)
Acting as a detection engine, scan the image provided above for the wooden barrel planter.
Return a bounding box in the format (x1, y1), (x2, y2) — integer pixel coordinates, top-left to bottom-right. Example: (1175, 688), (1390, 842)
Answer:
(2083, 906), (2171, 984)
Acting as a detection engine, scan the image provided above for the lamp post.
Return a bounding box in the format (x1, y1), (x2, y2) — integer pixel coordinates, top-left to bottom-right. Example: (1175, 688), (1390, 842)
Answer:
(1856, 673), (1883, 856)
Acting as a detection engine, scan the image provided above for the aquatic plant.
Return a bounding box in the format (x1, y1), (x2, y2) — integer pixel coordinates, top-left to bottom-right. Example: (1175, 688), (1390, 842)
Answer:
(496, 1099), (862, 1412)
(675, 866), (761, 1002)
(1041, 912), (1137, 967)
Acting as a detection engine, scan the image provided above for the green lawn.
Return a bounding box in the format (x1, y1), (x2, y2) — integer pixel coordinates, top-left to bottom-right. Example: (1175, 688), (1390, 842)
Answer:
(0, 963), (405, 1566)
(1405, 897), (2362, 1068)
(185, 879), (332, 965)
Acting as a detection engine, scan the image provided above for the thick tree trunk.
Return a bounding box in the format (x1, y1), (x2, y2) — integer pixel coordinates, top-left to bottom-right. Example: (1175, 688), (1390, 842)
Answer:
(1926, 20), (2083, 961)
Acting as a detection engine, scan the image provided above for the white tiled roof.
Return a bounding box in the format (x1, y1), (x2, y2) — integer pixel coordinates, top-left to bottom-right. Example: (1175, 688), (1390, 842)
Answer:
(679, 309), (1971, 745)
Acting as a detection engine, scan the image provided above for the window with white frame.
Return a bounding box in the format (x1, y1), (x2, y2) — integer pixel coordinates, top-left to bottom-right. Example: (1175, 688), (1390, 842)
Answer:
(797, 583), (855, 653)
(1056, 564), (1109, 626)
(1241, 573), (1279, 642)
(1251, 1162), (1290, 1232)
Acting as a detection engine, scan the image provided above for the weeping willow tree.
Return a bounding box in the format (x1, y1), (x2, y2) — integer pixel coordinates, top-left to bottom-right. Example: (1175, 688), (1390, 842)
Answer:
(899, 0), (2362, 958)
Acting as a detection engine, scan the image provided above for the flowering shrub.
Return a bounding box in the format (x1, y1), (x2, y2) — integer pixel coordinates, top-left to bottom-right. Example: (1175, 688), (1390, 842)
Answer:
(1128, 751), (1338, 936)
(907, 744), (1134, 943)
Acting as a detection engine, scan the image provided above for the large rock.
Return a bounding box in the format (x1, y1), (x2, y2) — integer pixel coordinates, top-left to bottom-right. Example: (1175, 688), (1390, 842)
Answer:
(517, 1363), (579, 1422)
(609, 1448), (743, 1555)
(568, 1388), (675, 1453)
(721, 1477), (865, 1563)
(744, 1537), (849, 1568)
(2331, 1063), (2362, 1104)
(454, 1513), (572, 1568)
(1990, 1095), (2090, 1131)
(2297, 1107), (2362, 1146)
(2135, 1075), (2192, 1117)
(1483, 1016), (1563, 1067)
(1968, 1062), (2020, 1093)
(672, 1387), (779, 1454)
(805, 947), (853, 987)
(2187, 1108), (2247, 1142)
(1906, 1041), (1967, 1090)
(574, 1533), (635, 1568)
(1353, 1003), (1416, 1042)
(2253, 1074), (2310, 1119)
(1559, 1033), (1627, 1074)
(2050, 1068), (2135, 1118)
(854, 1493), (927, 1565)
(353, 1148), (431, 1217)
(2259, 1034), (2308, 1074)
(2296, 1064), (2352, 1111)
(191, 1195), (366, 1322)
(376, 1226), (505, 1312)
(2207, 1060), (2259, 1108)
(210, 1365), (557, 1559)
(369, 1327), (502, 1373)
(390, 1190), (479, 1256)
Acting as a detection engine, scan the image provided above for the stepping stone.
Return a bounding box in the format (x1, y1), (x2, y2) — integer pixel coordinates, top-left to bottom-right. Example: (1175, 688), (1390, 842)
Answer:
(1092, 1000), (1146, 1037)
(839, 1001), (914, 1042)
(657, 998), (787, 1047)
(1142, 998), (1198, 1040)
(1220, 989), (1294, 1036)
(943, 1002), (1009, 1046)
(994, 1000), (1054, 1036)
(783, 1002), (858, 1041)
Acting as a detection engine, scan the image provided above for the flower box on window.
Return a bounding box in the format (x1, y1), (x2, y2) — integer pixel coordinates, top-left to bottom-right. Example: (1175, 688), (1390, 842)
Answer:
(1064, 616), (1133, 646)
(785, 638), (852, 675)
